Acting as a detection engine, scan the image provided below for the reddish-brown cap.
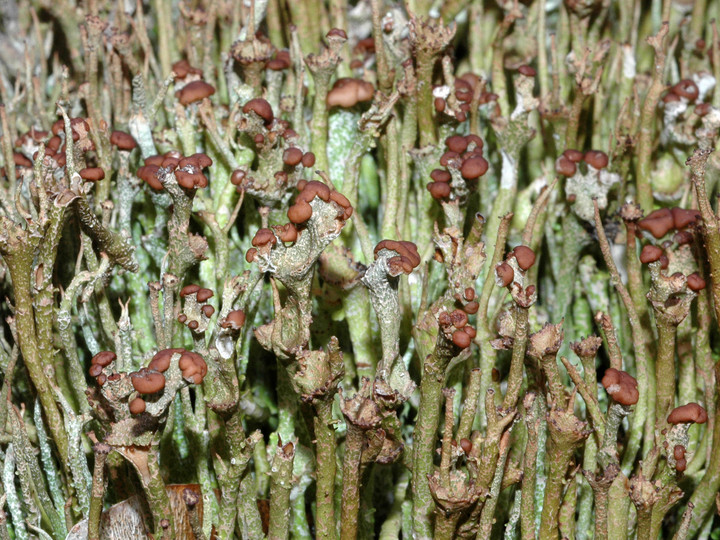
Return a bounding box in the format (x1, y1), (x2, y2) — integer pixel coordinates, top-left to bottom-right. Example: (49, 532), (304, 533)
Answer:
(51, 118), (63, 135)
(252, 228), (277, 248)
(427, 182), (451, 199)
(327, 78), (374, 108)
(355, 37), (376, 55)
(242, 98), (274, 125)
(667, 403), (708, 424)
(180, 284), (201, 297)
(230, 169), (246, 186)
(387, 255), (415, 275)
(172, 59), (203, 80)
(283, 147), (303, 166)
(563, 149), (584, 163)
(584, 150), (609, 169)
(639, 244), (663, 264)
(301, 152), (316, 167)
(465, 134), (483, 151)
(89, 364), (104, 377)
(459, 438), (472, 454)
(601, 368), (639, 406)
(452, 329), (472, 348)
(13, 153), (32, 168)
(137, 165), (163, 190)
(149, 348), (185, 372)
(687, 272), (706, 291)
(180, 169), (208, 188)
(197, 288), (214, 302)
(374, 241), (420, 275)
(176, 80), (216, 105)
(180, 153), (212, 169)
(47, 136), (62, 152)
(287, 200), (313, 223)
(518, 65), (536, 77)
(326, 28), (348, 39)
(16, 127), (48, 145)
(463, 301), (479, 315)
(144, 155), (164, 167)
(201, 305), (215, 317)
(179, 351), (208, 384)
(512, 245), (536, 270)
(297, 180), (332, 203)
(92, 351), (117, 367)
(555, 155), (577, 177)
(221, 309), (246, 330)
(278, 222), (298, 243)
(695, 102), (712, 116)
(266, 50), (291, 71)
(177, 170), (207, 189)
(445, 135), (468, 153)
(638, 208), (674, 239)
(460, 156), (489, 180)
(51, 117), (89, 139)
(110, 130), (137, 150)
(129, 397), (146, 415)
(673, 231), (694, 245)
(671, 207), (701, 229)
(430, 169), (451, 183)
(162, 154), (181, 169)
(671, 79), (699, 101)
(454, 78), (473, 102)
(673, 444), (685, 460)
(79, 167), (105, 181)
(496, 262), (515, 287)
(329, 191), (353, 220)
(458, 73), (480, 90)
(439, 151), (459, 167)
(131, 368), (166, 394)
(450, 309), (469, 328)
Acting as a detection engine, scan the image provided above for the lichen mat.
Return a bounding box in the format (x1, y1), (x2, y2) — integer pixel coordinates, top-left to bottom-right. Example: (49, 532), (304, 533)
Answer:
(0, 0), (718, 538)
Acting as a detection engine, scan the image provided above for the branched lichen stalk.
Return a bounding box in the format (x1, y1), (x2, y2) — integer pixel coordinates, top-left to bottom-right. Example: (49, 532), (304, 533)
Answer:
(654, 319), (677, 422)
(521, 393), (541, 540)
(593, 201), (650, 469)
(269, 442), (295, 540)
(88, 444), (111, 540)
(635, 23), (669, 212)
(314, 399), (338, 540)
(539, 403), (588, 540)
(412, 343), (456, 538)
(340, 424), (365, 540)
(0, 218), (70, 468)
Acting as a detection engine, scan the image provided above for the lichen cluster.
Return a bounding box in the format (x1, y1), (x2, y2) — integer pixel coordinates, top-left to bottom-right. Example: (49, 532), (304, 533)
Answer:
(0, 0), (720, 538)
